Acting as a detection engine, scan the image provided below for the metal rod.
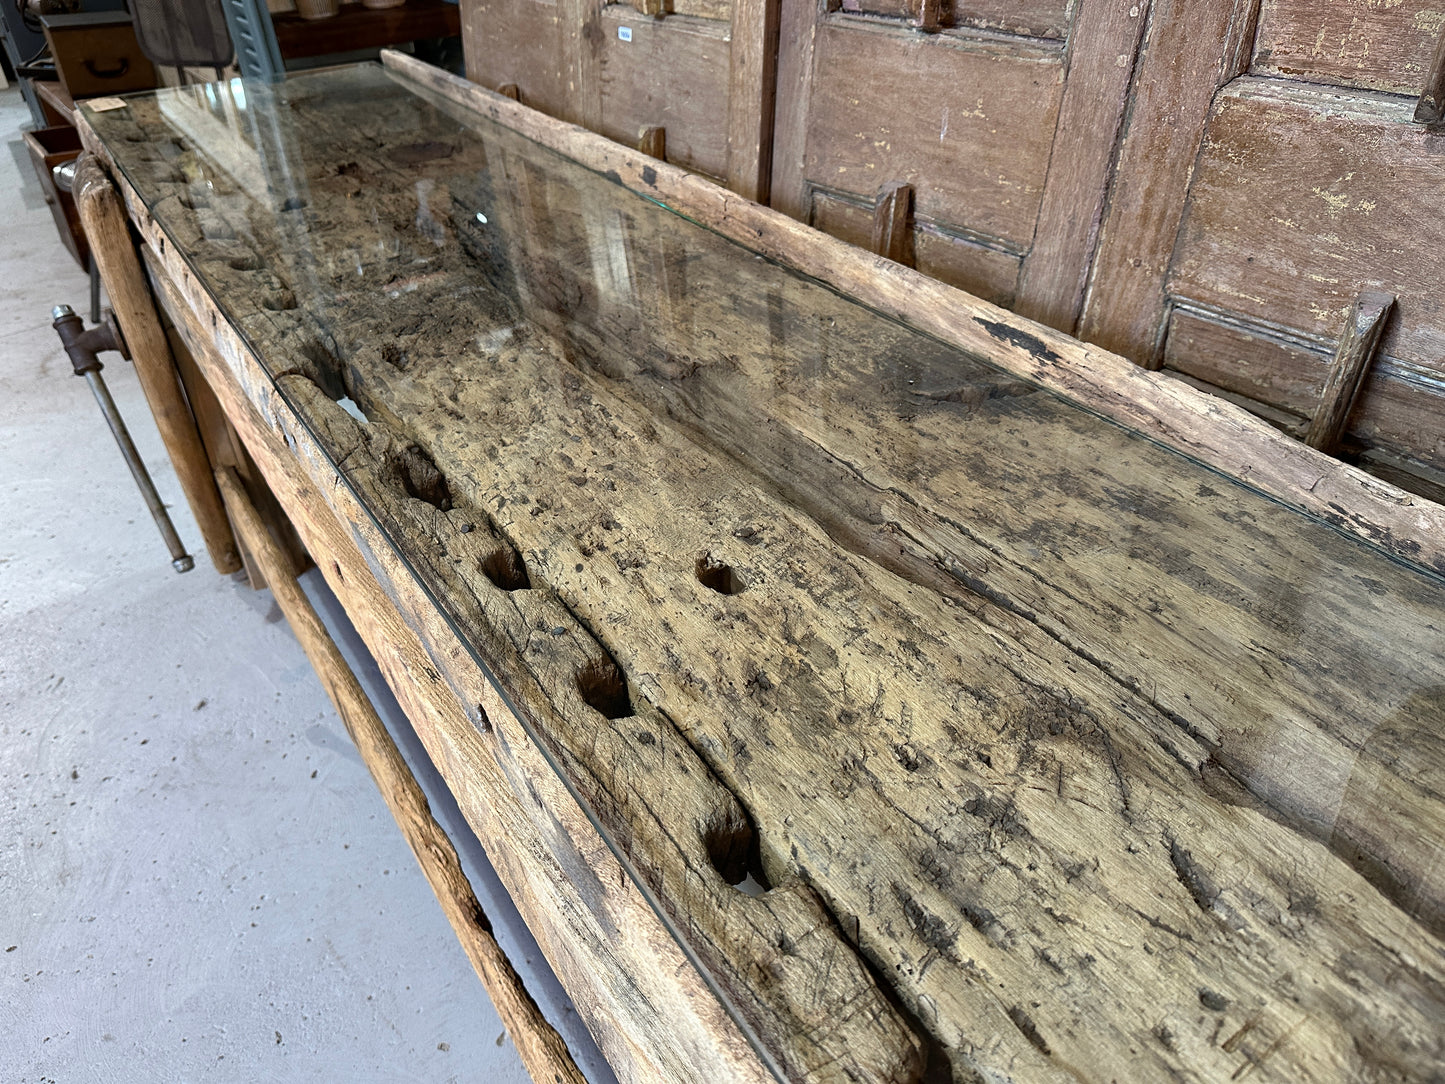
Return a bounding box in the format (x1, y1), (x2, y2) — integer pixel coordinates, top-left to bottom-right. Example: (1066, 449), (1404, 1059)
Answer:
(83, 369), (195, 573)
(88, 256), (101, 324)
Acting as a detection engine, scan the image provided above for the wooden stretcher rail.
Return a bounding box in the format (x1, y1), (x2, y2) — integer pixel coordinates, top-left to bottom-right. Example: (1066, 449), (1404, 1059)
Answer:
(211, 465), (587, 1084)
(379, 49), (1445, 578)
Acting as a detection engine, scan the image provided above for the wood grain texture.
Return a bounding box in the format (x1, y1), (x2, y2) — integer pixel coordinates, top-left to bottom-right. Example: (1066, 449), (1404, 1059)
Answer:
(89, 65), (1445, 1082)
(383, 51), (1445, 575)
(1163, 306), (1445, 480)
(1076, 0), (1258, 365)
(1013, 0), (1150, 333)
(787, 18), (1064, 248)
(139, 237), (780, 1084)
(836, 0), (1072, 39)
(1416, 16), (1445, 123)
(870, 180), (913, 265)
(460, 0), (571, 120)
(725, 0), (780, 201)
(1305, 290), (1394, 453)
(597, 10), (730, 180)
(1253, 0), (1445, 98)
(214, 465), (588, 1084)
(1170, 77), (1445, 462)
(72, 153), (241, 575)
(809, 188), (1021, 305)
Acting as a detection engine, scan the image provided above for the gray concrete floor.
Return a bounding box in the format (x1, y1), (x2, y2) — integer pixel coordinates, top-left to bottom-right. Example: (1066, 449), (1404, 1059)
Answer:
(0, 86), (532, 1081)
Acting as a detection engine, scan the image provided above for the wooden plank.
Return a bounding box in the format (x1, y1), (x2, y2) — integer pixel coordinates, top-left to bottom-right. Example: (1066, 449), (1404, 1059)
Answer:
(1416, 17), (1445, 124)
(1076, 0), (1257, 365)
(597, 10), (730, 180)
(90, 69), (1445, 1081)
(724, 0), (780, 201)
(139, 238), (778, 1084)
(106, 101), (923, 1077)
(1013, 0), (1150, 333)
(1253, 0), (1445, 99)
(869, 180), (912, 265)
(1305, 290), (1395, 453)
(788, 20), (1064, 248)
(214, 465), (587, 1084)
(380, 51), (1445, 576)
(1169, 79), (1445, 378)
(72, 153), (241, 575)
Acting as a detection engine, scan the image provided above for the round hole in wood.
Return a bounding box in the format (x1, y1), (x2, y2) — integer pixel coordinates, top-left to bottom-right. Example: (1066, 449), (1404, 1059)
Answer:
(576, 659), (632, 720)
(480, 545), (530, 591)
(696, 554), (745, 595)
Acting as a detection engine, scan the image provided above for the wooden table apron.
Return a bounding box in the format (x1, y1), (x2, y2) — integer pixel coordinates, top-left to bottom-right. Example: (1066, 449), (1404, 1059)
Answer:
(77, 135), (773, 1084)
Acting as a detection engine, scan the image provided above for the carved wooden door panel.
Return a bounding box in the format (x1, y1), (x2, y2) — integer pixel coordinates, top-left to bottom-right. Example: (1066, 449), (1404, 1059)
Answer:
(770, 0), (1150, 318)
(1081, 0), (1445, 497)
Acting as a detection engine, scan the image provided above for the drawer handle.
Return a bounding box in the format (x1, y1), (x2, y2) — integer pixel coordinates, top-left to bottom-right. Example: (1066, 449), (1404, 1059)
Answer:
(1414, 24), (1445, 124)
(83, 57), (131, 81)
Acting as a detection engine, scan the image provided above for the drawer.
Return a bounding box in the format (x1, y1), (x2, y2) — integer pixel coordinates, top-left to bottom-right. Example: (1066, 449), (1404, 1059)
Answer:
(23, 124), (89, 269)
(1253, 0), (1444, 97)
(40, 12), (157, 100)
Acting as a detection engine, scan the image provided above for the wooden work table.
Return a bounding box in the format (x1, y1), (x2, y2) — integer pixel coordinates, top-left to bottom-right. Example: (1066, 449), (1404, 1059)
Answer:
(76, 58), (1445, 1084)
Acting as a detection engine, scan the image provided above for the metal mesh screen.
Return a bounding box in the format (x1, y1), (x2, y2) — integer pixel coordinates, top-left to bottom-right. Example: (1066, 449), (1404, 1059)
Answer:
(127, 0), (234, 70)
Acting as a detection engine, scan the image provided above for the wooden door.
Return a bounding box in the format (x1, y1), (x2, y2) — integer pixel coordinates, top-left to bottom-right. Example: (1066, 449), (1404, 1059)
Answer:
(461, 0), (778, 199)
(1081, 0), (1445, 497)
(769, 0), (1150, 319)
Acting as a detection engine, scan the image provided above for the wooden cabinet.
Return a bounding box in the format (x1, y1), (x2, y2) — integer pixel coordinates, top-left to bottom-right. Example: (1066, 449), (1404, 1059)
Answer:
(461, 0), (1445, 498)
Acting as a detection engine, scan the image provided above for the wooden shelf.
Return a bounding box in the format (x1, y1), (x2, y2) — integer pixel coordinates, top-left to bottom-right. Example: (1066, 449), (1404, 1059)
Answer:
(273, 0), (460, 60)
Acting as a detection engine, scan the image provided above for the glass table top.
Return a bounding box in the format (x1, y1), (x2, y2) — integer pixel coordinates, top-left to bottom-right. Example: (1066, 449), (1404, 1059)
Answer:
(86, 63), (1445, 1084)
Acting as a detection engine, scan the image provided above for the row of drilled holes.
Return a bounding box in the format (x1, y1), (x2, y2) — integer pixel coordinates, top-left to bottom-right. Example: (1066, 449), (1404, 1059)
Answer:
(397, 446), (767, 889)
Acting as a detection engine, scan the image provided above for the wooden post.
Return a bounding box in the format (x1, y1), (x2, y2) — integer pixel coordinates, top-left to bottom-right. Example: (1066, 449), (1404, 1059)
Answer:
(913, 0), (943, 32)
(212, 466), (587, 1084)
(1414, 24), (1445, 125)
(1304, 290), (1395, 454)
(638, 124), (666, 161)
(72, 154), (241, 574)
(871, 181), (914, 267)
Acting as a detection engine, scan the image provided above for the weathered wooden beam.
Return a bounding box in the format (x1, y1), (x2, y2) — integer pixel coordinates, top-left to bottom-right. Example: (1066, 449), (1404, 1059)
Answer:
(638, 124), (666, 160)
(871, 181), (913, 266)
(72, 154), (240, 574)
(630, 0), (665, 15)
(1413, 23), (1445, 125)
(1305, 290), (1395, 453)
(213, 464), (587, 1084)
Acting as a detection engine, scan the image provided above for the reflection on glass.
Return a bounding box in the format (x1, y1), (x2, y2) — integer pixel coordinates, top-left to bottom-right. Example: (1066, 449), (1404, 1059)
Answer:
(90, 64), (1445, 1084)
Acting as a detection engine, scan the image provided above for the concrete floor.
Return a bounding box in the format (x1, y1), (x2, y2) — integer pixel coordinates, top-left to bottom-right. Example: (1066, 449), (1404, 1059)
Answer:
(0, 86), (537, 1081)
